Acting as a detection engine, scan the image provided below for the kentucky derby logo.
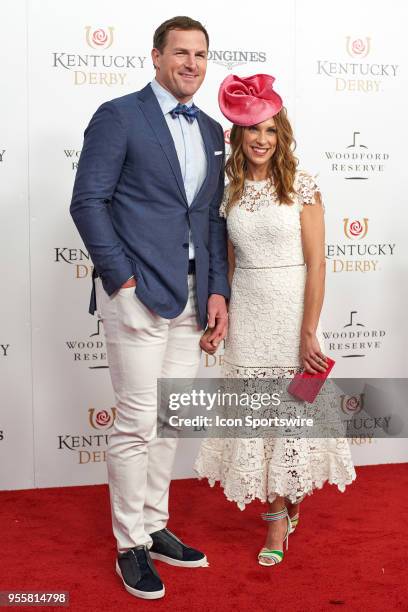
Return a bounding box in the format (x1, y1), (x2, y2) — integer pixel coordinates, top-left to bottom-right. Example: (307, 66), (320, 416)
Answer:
(85, 26), (114, 50)
(346, 37), (371, 58)
(343, 218), (369, 240)
(341, 394), (364, 416)
(317, 36), (398, 93)
(52, 26), (146, 87)
(88, 407), (116, 430)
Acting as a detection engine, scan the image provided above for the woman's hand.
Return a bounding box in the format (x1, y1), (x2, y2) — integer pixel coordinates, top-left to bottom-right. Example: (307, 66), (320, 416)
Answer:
(300, 331), (328, 374)
(200, 327), (218, 355)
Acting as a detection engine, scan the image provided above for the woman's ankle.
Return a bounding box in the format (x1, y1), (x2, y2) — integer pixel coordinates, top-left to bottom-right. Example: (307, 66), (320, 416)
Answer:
(286, 501), (300, 517)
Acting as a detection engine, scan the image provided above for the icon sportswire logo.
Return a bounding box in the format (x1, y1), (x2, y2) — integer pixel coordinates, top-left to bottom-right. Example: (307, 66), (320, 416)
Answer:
(85, 26), (114, 50)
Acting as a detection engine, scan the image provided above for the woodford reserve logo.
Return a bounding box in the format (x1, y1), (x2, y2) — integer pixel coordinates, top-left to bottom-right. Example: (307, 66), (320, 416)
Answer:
(58, 406), (116, 464)
(323, 311), (385, 359)
(64, 148), (81, 171)
(65, 319), (108, 369)
(317, 36), (399, 92)
(52, 26), (146, 86)
(326, 217), (395, 273)
(324, 131), (389, 179)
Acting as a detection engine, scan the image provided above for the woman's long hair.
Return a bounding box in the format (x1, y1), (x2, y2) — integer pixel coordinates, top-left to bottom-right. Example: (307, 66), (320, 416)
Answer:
(225, 107), (298, 214)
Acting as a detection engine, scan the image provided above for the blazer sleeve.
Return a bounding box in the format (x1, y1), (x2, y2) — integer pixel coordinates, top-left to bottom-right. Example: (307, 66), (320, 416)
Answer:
(208, 124), (230, 300)
(70, 101), (133, 297)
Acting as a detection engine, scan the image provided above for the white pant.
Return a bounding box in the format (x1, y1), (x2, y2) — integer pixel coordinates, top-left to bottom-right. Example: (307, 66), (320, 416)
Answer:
(95, 276), (202, 552)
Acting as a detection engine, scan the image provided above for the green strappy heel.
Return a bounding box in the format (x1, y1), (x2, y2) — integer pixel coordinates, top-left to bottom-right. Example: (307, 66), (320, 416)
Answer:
(258, 507), (291, 566)
(289, 512), (299, 534)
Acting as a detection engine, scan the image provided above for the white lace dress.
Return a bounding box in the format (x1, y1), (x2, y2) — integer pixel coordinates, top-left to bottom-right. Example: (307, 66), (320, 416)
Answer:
(194, 171), (356, 510)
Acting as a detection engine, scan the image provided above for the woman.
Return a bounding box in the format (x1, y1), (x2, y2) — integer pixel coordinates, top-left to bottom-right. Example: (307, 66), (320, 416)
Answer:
(195, 74), (356, 566)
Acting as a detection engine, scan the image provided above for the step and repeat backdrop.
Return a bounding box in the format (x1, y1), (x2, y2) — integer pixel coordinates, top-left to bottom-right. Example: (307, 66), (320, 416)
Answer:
(1, 0), (407, 490)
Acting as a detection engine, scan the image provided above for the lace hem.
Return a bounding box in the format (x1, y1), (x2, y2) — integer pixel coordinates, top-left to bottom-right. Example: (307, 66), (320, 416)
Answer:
(195, 444), (357, 511)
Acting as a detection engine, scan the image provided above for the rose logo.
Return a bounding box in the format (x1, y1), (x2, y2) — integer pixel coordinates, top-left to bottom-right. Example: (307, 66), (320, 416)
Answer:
(343, 218), (369, 240)
(92, 29), (108, 47)
(352, 39), (366, 55)
(346, 397), (359, 412)
(346, 36), (371, 58)
(85, 26), (114, 50)
(341, 394), (364, 416)
(349, 220), (363, 237)
(88, 407), (117, 429)
(96, 410), (110, 426)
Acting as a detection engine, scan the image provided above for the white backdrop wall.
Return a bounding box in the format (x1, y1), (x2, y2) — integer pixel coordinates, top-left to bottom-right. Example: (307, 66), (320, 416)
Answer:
(0, 0), (407, 490)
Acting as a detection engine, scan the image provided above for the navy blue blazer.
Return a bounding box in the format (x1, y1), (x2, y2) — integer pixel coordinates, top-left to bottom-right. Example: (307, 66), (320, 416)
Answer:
(70, 83), (230, 329)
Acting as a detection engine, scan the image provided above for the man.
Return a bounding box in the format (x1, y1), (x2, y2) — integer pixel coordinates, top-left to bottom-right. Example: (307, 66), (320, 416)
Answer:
(70, 16), (229, 600)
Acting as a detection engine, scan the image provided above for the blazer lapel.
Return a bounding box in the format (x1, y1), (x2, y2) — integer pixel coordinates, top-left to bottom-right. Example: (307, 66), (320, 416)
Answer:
(190, 111), (214, 208)
(138, 85), (188, 206)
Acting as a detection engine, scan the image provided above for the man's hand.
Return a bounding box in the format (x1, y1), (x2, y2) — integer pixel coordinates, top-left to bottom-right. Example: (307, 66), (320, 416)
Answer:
(200, 294), (228, 354)
(121, 276), (136, 289)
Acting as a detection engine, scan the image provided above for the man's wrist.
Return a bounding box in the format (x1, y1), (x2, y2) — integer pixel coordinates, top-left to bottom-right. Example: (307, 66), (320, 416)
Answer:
(120, 275), (136, 288)
(208, 293), (226, 299)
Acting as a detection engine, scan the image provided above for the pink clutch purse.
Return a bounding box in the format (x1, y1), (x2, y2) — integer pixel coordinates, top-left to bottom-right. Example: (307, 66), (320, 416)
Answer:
(287, 357), (336, 403)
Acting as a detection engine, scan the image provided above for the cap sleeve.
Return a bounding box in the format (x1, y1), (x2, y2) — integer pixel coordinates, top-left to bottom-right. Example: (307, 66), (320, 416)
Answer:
(296, 171), (324, 212)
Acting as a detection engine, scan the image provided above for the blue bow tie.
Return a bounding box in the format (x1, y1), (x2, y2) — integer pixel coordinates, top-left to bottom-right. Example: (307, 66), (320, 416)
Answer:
(170, 103), (200, 123)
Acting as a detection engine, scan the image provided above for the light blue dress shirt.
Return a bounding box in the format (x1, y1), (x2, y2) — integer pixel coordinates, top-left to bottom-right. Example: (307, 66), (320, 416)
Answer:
(150, 78), (208, 260)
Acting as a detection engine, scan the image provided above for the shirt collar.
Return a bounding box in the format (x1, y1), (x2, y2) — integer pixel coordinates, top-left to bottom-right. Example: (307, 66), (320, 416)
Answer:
(150, 78), (193, 115)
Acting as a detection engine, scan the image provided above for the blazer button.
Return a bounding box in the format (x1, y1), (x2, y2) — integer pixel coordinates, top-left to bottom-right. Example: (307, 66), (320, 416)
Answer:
(182, 243), (189, 249)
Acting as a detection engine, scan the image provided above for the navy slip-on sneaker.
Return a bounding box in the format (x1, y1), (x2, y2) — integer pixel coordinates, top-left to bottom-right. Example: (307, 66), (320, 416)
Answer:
(149, 528), (207, 568)
(116, 545), (165, 599)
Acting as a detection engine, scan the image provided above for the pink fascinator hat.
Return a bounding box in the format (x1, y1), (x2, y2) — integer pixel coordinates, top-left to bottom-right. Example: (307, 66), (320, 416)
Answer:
(218, 73), (283, 126)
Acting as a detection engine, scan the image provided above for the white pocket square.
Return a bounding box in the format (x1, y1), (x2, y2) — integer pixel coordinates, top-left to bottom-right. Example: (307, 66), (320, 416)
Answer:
(214, 150), (223, 156)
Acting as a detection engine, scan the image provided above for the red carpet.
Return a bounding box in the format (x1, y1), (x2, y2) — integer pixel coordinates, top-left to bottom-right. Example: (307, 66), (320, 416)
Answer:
(1, 464), (407, 611)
